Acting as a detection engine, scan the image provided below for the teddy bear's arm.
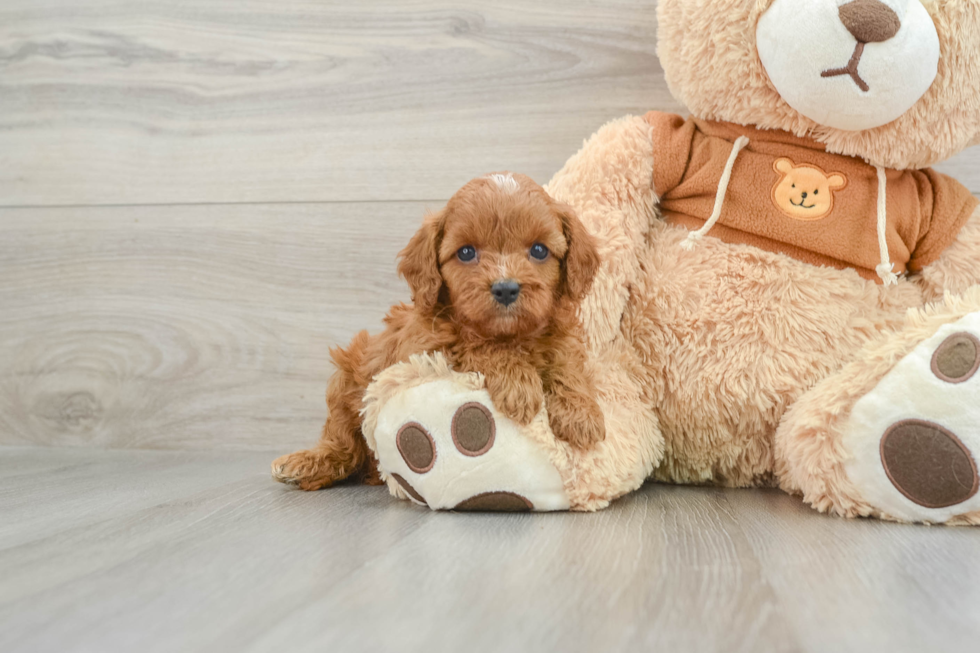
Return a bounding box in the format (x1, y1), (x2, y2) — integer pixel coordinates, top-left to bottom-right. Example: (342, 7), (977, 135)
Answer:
(546, 115), (661, 208)
(916, 204), (980, 303)
(544, 115), (667, 348)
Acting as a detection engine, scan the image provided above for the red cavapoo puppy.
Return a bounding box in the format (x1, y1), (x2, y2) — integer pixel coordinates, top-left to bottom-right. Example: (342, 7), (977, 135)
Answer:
(273, 172), (605, 490)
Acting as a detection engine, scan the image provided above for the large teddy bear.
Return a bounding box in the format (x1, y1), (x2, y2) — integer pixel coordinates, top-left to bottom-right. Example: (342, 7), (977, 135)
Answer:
(361, 0), (980, 525)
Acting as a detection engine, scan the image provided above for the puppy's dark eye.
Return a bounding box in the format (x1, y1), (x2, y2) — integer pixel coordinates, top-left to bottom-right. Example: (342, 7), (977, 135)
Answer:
(529, 243), (550, 261)
(457, 246), (477, 263)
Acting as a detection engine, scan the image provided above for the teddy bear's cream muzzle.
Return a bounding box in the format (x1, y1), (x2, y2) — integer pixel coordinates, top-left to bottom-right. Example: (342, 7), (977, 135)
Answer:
(757, 0), (940, 132)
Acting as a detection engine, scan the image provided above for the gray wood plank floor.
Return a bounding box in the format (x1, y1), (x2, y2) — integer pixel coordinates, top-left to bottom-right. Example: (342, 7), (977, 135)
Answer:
(0, 0), (678, 206)
(0, 202), (429, 452)
(2, 446), (978, 653)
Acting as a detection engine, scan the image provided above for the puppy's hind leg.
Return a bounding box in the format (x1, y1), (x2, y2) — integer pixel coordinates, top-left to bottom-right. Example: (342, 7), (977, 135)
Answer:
(272, 332), (381, 491)
(272, 434), (377, 491)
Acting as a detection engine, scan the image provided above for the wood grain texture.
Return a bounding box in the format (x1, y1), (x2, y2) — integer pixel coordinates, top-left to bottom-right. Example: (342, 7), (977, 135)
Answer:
(0, 0), (675, 206)
(738, 491), (980, 652)
(0, 203), (432, 452)
(2, 447), (979, 653)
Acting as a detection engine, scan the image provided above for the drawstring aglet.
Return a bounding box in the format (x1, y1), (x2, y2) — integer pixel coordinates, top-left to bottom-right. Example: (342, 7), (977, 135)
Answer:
(876, 263), (899, 286)
(680, 233), (702, 251)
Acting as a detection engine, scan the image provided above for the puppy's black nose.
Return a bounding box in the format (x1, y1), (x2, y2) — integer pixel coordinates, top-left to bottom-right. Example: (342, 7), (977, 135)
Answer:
(491, 279), (521, 306)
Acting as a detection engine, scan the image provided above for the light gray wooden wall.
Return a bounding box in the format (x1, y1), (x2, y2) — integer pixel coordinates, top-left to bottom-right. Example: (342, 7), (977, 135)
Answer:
(1, 1), (978, 453)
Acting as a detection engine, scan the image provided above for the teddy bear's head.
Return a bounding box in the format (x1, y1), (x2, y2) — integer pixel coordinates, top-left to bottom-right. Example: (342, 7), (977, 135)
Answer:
(657, 0), (980, 169)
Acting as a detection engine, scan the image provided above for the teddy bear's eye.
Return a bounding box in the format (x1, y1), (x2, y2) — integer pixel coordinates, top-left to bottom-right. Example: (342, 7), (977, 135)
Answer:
(792, 184), (796, 189)
(814, 190), (819, 195)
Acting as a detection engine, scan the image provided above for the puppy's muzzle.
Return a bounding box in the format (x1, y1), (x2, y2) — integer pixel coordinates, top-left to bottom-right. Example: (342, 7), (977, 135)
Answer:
(491, 279), (521, 307)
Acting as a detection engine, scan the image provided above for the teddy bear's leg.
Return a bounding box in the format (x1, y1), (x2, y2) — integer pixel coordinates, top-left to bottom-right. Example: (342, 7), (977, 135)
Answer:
(775, 288), (980, 524)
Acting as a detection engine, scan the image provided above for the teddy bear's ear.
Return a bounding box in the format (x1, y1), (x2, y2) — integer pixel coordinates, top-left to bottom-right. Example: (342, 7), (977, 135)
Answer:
(397, 208), (448, 316)
(827, 174), (848, 190)
(774, 158), (794, 175)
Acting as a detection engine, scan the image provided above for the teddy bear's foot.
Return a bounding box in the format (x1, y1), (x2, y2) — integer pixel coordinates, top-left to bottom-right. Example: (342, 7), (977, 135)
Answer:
(841, 311), (980, 523)
(776, 292), (980, 525)
(369, 377), (570, 512)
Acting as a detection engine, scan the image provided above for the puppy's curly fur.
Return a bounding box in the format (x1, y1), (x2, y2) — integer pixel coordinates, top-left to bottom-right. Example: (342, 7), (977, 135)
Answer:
(273, 173), (604, 491)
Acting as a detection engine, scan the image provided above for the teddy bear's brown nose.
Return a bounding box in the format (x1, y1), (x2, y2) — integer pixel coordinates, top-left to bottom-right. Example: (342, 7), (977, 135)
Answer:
(839, 0), (902, 43)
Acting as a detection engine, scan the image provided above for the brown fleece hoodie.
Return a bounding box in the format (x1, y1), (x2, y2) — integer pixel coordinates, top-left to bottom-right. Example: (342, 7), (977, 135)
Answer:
(646, 112), (979, 282)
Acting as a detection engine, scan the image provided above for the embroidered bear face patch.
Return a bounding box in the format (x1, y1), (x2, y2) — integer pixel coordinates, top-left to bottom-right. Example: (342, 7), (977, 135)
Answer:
(771, 158), (848, 221)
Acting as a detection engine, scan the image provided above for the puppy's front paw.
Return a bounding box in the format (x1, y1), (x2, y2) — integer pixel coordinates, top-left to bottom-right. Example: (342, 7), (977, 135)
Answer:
(547, 392), (606, 449)
(486, 374), (543, 426)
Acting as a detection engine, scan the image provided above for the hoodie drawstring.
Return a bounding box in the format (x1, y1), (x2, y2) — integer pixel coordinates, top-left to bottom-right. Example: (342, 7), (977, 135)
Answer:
(681, 136), (750, 251)
(874, 166), (898, 286)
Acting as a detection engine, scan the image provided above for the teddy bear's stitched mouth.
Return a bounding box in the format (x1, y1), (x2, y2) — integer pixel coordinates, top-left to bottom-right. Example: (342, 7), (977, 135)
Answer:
(821, 42), (871, 93)
(790, 198), (817, 209)
(820, 0), (903, 93)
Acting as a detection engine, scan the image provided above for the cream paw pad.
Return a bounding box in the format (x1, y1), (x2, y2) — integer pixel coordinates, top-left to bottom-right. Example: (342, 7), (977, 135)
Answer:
(361, 353), (570, 512)
(842, 311), (980, 524)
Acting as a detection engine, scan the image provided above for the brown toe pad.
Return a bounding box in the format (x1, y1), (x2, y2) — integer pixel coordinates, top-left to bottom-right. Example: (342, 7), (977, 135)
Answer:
(931, 332), (980, 384)
(452, 402), (496, 457)
(454, 492), (534, 512)
(396, 422), (436, 474)
(880, 420), (979, 509)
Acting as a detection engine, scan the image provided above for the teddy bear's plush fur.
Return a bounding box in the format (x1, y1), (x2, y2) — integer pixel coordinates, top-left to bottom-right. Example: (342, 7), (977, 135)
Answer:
(357, 0), (980, 524)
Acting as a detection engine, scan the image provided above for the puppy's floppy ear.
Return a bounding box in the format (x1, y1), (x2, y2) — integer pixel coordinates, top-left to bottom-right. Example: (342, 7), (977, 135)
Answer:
(397, 209), (447, 315)
(556, 203), (600, 303)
